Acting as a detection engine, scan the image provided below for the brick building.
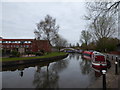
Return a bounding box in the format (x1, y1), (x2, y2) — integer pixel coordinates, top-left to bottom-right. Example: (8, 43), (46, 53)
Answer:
(31, 40), (51, 52)
(0, 38), (51, 53)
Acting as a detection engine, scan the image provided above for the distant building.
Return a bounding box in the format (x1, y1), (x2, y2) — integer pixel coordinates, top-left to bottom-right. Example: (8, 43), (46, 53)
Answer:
(0, 38), (51, 53)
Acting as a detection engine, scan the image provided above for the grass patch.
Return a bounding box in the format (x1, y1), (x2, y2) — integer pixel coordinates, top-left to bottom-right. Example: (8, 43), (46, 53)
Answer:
(1, 52), (67, 62)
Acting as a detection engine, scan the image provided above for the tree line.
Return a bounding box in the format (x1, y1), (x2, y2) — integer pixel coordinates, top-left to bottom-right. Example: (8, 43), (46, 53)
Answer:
(80, 1), (120, 52)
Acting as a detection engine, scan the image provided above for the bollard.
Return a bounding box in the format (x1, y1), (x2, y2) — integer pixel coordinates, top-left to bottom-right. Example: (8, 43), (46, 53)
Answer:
(115, 61), (118, 75)
(100, 64), (102, 73)
(112, 56), (113, 60)
(102, 70), (106, 90)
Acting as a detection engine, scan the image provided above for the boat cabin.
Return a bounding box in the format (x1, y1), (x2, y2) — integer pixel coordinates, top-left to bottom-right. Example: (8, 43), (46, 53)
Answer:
(92, 51), (106, 62)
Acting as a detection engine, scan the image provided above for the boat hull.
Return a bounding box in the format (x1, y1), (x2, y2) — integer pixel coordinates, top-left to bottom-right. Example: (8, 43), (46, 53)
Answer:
(92, 62), (107, 70)
(83, 55), (91, 60)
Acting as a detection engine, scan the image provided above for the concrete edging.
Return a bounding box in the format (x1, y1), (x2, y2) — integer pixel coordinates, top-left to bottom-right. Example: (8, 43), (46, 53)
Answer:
(2, 54), (68, 67)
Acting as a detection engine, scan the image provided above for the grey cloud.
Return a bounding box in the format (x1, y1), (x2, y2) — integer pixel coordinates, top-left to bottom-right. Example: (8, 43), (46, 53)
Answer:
(2, 2), (86, 44)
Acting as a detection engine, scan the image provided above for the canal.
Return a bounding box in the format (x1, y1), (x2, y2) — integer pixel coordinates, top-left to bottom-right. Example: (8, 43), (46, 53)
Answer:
(2, 53), (100, 88)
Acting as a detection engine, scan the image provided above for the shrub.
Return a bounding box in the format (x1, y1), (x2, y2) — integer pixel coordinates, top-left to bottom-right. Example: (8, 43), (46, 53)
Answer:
(10, 50), (20, 57)
(40, 50), (45, 54)
(35, 52), (43, 56)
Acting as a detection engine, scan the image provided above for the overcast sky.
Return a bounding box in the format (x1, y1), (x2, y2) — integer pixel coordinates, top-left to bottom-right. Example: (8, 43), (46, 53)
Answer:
(1, 2), (87, 45)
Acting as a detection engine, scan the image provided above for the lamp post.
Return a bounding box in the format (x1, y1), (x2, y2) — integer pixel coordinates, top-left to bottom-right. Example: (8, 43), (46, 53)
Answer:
(115, 56), (118, 75)
(115, 61), (118, 75)
(102, 70), (106, 90)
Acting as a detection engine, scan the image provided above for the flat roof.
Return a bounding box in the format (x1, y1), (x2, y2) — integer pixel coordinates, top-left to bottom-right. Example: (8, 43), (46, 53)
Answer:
(0, 39), (33, 41)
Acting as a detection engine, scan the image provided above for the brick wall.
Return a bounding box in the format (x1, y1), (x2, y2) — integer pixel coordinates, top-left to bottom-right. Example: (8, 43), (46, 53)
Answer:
(31, 40), (51, 52)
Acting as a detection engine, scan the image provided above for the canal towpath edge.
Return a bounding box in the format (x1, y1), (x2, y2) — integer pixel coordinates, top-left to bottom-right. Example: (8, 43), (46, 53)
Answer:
(88, 54), (120, 89)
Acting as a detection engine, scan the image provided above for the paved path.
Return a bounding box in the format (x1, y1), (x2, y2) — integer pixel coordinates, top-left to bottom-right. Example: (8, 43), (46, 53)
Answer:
(88, 54), (120, 89)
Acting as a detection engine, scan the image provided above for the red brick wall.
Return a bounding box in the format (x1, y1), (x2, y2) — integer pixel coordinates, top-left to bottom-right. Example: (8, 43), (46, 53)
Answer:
(31, 40), (51, 52)
(109, 51), (120, 55)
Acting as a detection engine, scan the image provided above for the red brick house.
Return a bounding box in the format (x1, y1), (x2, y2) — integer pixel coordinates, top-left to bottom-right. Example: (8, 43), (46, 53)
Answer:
(0, 38), (51, 53)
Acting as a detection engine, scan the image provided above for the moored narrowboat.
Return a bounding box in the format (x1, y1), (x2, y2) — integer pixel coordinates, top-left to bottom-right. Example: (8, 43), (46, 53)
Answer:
(92, 51), (107, 70)
(82, 51), (93, 60)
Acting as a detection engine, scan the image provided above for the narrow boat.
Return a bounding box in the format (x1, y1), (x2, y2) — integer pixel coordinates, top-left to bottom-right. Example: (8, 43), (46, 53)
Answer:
(91, 51), (107, 70)
(82, 51), (93, 60)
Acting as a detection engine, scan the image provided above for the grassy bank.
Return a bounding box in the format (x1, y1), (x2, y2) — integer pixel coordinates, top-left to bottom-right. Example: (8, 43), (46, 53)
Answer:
(1, 52), (67, 62)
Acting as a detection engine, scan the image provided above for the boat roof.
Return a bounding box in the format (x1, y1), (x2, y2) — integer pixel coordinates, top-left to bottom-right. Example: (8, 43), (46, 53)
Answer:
(93, 51), (105, 56)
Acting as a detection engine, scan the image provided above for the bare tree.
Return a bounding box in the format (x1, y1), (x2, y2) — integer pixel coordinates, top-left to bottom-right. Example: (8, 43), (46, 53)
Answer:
(52, 34), (68, 48)
(85, 2), (118, 40)
(85, 1), (120, 21)
(104, 1), (120, 13)
(80, 30), (92, 45)
(34, 15), (59, 45)
(76, 42), (80, 47)
(90, 15), (116, 39)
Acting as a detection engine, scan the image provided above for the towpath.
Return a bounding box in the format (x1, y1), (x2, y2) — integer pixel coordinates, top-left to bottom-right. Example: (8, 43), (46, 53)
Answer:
(88, 54), (120, 89)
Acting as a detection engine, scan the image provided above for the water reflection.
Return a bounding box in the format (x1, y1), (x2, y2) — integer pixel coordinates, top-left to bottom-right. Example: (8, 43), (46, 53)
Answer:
(33, 65), (59, 88)
(19, 69), (24, 77)
(33, 59), (69, 88)
(80, 58), (92, 75)
(80, 55), (102, 77)
(92, 66), (102, 77)
(2, 54), (99, 88)
(69, 53), (75, 59)
(69, 53), (81, 60)
(94, 71), (102, 77)
(50, 58), (69, 72)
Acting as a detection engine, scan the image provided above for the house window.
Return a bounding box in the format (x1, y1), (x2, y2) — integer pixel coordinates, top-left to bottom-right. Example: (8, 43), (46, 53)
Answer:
(8, 41), (10, 43)
(2, 41), (6, 43)
(28, 41), (31, 43)
(17, 41), (20, 43)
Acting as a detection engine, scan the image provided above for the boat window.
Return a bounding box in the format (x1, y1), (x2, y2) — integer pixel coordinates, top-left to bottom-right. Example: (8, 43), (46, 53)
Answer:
(95, 56), (105, 62)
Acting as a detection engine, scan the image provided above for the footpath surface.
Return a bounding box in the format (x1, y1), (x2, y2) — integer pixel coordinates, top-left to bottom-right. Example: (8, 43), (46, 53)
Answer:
(88, 54), (120, 89)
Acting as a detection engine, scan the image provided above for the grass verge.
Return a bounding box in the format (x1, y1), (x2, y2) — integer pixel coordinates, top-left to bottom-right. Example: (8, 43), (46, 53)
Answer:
(1, 52), (67, 62)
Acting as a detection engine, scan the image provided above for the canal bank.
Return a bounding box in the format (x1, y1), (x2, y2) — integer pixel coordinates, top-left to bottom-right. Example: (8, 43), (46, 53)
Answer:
(2, 52), (68, 67)
(88, 54), (120, 89)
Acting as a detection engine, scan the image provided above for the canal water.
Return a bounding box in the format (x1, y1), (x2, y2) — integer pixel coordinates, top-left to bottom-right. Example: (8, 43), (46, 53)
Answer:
(2, 54), (100, 88)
